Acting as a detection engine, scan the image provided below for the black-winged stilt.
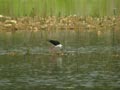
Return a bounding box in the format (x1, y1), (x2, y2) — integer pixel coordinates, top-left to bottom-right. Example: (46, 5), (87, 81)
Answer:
(48, 40), (63, 53)
(48, 40), (62, 48)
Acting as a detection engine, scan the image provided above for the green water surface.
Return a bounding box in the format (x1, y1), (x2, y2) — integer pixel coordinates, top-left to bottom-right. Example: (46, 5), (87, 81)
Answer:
(0, 30), (120, 90)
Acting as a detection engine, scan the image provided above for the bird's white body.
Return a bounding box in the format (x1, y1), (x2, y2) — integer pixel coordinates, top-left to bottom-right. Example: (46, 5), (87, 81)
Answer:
(55, 44), (63, 48)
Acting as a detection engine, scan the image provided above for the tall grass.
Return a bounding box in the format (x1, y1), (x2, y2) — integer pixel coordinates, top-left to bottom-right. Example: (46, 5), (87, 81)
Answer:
(0, 0), (120, 17)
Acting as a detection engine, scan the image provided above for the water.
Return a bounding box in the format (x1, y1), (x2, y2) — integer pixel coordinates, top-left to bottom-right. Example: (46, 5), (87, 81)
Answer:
(0, 30), (120, 90)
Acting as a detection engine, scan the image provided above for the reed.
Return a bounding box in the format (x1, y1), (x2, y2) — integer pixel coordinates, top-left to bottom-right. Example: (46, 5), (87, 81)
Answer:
(0, 0), (120, 17)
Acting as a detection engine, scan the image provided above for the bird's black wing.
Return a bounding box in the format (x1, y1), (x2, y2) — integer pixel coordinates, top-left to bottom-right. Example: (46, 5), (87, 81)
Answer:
(48, 40), (60, 45)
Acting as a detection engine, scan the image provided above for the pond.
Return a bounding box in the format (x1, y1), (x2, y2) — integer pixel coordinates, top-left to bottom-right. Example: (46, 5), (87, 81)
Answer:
(0, 30), (120, 90)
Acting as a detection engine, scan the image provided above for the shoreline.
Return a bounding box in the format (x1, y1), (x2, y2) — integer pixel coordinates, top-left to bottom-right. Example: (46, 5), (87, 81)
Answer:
(0, 15), (120, 32)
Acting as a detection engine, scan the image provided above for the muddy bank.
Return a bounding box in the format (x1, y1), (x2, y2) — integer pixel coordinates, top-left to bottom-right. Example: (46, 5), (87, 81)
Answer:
(0, 15), (120, 31)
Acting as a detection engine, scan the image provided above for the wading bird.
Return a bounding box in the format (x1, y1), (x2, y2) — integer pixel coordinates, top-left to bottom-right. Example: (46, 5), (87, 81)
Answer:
(48, 40), (63, 54)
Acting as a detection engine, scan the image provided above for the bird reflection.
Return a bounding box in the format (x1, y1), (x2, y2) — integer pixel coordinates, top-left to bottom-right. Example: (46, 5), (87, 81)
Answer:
(50, 54), (63, 70)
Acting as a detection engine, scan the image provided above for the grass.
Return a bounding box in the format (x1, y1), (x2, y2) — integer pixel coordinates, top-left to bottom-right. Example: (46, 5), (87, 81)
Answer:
(0, 0), (120, 17)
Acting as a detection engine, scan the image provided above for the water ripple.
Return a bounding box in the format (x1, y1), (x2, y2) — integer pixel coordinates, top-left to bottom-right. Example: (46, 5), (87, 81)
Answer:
(0, 46), (120, 55)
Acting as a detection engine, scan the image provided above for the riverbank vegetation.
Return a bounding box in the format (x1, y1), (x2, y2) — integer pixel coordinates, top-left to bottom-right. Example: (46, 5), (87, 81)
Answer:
(0, 0), (120, 17)
(0, 15), (120, 32)
(0, 0), (120, 31)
